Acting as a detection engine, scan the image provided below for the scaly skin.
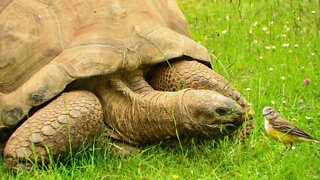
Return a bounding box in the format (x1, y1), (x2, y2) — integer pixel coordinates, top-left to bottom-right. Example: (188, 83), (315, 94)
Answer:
(100, 73), (244, 145)
(147, 60), (253, 138)
(148, 60), (248, 107)
(3, 61), (248, 172)
(4, 91), (103, 172)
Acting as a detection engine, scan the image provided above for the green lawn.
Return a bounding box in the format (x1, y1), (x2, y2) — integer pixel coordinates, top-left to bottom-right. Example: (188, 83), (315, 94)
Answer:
(1, 0), (319, 179)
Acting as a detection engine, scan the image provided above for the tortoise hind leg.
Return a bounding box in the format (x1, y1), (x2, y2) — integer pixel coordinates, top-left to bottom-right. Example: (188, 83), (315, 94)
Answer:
(4, 90), (103, 172)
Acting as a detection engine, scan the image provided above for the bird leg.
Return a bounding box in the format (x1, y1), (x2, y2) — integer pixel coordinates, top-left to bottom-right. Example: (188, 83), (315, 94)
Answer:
(280, 145), (288, 155)
(280, 143), (292, 155)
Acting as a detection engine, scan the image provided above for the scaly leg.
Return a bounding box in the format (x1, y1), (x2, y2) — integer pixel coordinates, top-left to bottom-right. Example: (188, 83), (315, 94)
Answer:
(4, 90), (103, 172)
(147, 60), (248, 107)
(147, 60), (253, 138)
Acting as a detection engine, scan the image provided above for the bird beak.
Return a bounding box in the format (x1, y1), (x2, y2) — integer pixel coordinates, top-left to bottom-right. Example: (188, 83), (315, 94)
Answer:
(262, 113), (269, 116)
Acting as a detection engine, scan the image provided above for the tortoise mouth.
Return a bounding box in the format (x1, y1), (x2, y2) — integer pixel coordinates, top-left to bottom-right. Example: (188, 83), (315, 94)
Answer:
(204, 122), (240, 129)
(202, 120), (243, 134)
(187, 122), (242, 139)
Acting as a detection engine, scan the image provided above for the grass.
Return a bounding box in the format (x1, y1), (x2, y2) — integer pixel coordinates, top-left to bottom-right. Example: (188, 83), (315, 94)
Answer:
(1, 0), (320, 179)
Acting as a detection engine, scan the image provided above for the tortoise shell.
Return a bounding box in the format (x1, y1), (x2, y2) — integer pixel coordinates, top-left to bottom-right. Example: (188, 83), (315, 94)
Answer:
(0, 0), (210, 136)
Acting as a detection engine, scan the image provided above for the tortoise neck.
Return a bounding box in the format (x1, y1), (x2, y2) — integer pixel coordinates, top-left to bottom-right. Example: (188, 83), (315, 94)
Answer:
(121, 70), (155, 94)
(96, 71), (191, 145)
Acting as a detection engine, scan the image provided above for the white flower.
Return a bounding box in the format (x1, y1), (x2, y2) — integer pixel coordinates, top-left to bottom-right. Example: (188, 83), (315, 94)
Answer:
(249, 30), (253, 34)
(222, 30), (228, 34)
(281, 76), (285, 80)
(245, 88), (252, 91)
(259, 56), (263, 60)
(311, 11), (316, 14)
(311, 52), (315, 56)
(305, 116), (312, 120)
(285, 27), (290, 31)
(282, 100), (286, 104)
(262, 27), (268, 31)
(269, 67), (274, 71)
(271, 100), (275, 105)
(253, 22), (258, 27)
(294, 44), (299, 48)
(269, 21), (274, 25)
(265, 45), (276, 49)
(282, 43), (289, 47)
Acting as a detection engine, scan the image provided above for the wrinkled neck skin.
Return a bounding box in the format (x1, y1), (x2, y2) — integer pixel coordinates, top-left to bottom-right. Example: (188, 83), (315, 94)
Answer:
(95, 70), (243, 145)
(97, 71), (190, 145)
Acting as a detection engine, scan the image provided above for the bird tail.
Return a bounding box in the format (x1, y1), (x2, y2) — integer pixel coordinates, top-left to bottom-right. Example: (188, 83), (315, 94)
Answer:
(313, 139), (320, 143)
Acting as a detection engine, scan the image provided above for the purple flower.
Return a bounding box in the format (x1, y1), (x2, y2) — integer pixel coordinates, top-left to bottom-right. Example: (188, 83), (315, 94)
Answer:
(303, 78), (310, 85)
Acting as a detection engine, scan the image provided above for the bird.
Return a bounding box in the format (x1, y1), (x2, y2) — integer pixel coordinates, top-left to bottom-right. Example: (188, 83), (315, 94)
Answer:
(262, 106), (320, 154)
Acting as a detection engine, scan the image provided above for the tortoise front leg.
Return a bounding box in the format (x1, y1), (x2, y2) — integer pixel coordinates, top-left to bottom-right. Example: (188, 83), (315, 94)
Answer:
(148, 60), (248, 107)
(147, 59), (253, 138)
(4, 90), (103, 172)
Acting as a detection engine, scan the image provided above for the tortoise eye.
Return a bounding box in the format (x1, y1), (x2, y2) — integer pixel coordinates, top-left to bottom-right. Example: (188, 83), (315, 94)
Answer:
(216, 107), (228, 116)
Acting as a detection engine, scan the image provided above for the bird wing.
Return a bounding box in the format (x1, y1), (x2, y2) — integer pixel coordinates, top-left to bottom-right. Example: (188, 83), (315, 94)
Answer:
(272, 117), (315, 140)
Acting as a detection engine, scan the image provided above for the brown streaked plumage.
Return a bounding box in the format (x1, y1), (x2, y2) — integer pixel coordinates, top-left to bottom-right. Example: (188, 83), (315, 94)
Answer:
(262, 107), (320, 154)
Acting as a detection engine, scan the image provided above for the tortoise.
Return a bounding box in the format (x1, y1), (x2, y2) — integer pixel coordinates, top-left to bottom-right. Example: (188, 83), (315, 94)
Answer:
(0, 0), (252, 171)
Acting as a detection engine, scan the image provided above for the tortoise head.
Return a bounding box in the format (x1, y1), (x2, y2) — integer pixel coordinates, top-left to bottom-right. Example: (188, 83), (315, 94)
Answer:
(180, 90), (245, 139)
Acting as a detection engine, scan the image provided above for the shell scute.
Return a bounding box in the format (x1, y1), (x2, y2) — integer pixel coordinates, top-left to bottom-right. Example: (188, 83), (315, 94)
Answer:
(0, 0), (210, 132)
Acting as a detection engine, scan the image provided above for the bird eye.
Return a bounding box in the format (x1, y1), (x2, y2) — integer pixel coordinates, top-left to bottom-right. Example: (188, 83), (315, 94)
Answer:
(216, 107), (228, 116)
